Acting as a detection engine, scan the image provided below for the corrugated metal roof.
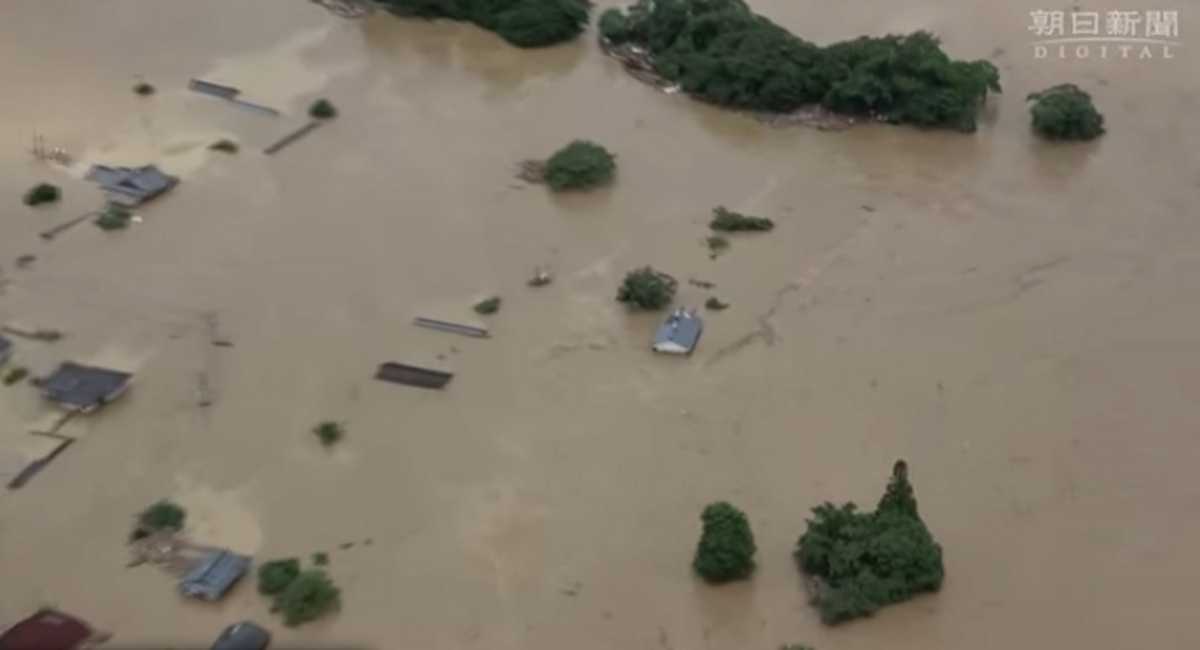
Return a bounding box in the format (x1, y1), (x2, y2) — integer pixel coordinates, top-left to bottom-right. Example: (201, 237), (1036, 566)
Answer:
(653, 309), (703, 354)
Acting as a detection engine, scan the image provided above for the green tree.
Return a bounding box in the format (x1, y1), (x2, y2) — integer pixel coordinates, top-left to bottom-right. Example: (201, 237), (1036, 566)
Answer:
(1027, 84), (1105, 141)
(23, 183), (60, 206)
(258, 558), (302, 595)
(275, 570), (341, 626)
(693, 502), (756, 583)
(616, 266), (677, 310)
(138, 500), (186, 532)
(313, 421), (345, 447)
(795, 460), (944, 624)
(309, 99), (338, 119)
(379, 0), (589, 48)
(709, 206), (774, 232)
(543, 140), (616, 191)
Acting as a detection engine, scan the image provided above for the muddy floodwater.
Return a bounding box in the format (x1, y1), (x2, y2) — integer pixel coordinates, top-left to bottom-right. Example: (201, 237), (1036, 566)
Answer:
(2, 0), (1199, 648)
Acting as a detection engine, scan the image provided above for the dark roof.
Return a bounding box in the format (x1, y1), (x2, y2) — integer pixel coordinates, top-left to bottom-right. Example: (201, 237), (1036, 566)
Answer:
(0, 609), (92, 649)
(653, 309), (703, 354)
(40, 362), (132, 411)
(211, 621), (271, 650)
(180, 550), (250, 601)
(0, 335), (11, 354)
(375, 362), (453, 389)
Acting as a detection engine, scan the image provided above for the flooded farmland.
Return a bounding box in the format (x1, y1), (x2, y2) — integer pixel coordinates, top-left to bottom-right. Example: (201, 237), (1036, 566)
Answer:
(1, 0), (1199, 648)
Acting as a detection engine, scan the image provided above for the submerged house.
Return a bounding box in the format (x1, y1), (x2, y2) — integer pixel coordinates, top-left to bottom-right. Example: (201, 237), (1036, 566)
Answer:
(85, 164), (178, 207)
(0, 609), (98, 649)
(179, 550), (251, 601)
(653, 308), (703, 355)
(38, 362), (132, 412)
(0, 335), (11, 366)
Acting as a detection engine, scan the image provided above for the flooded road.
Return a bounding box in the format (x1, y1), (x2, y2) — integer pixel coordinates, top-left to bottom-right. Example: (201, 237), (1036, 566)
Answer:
(1, 0), (1199, 648)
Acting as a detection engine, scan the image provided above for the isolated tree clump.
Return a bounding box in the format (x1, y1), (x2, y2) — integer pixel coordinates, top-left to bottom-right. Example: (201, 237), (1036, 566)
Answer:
(474, 296), (501, 314)
(138, 500), (186, 532)
(710, 206), (774, 232)
(309, 99), (338, 119)
(693, 502), (756, 583)
(616, 266), (677, 310)
(313, 421), (345, 447)
(23, 183), (60, 206)
(258, 558), (302, 595)
(275, 570), (341, 627)
(95, 204), (132, 231)
(1026, 84), (1105, 141)
(379, 0), (589, 48)
(543, 140), (616, 191)
(795, 460), (944, 624)
(599, 0), (1000, 131)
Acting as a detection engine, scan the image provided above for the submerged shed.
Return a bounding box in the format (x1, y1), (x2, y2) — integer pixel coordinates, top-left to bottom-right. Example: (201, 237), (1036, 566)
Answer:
(39, 362), (132, 412)
(0, 609), (95, 649)
(179, 550), (251, 601)
(652, 308), (703, 355)
(85, 164), (178, 207)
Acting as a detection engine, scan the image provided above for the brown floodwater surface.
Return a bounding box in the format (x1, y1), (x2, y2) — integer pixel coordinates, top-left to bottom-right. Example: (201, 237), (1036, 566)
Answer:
(1, 0), (1199, 648)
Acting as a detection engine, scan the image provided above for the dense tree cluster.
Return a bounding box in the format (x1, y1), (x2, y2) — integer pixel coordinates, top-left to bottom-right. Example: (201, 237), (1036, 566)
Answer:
(1026, 84), (1105, 141)
(544, 140), (617, 191)
(275, 570), (341, 627)
(616, 266), (677, 309)
(599, 0), (1000, 131)
(23, 183), (60, 206)
(795, 461), (944, 624)
(693, 502), (756, 583)
(258, 558), (302, 595)
(378, 0), (590, 48)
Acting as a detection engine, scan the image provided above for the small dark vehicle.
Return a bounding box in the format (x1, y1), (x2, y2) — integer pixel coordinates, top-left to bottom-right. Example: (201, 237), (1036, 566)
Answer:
(211, 621), (270, 650)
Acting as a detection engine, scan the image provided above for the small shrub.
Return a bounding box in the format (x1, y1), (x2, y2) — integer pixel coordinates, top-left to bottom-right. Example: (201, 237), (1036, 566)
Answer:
(710, 207), (774, 232)
(3, 367), (29, 386)
(1027, 84), (1105, 141)
(473, 296), (501, 315)
(313, 552), (329, 566)
(309, 99), (338, 119)
(616, 266), (677, 310)
(275, 570), (341, 627)
(133, 82), (156, 96)
(138, 500), (186, 532)
(544, 140), (616, 191)
(258, 558), (302, 595)
(706, 235), (729, 258)
(95, 205), (132, 231)
(313, 421), (344, 447)
(209, 139), (239, 153)
(23, 183), (60, 206)
(693, 502), (756, 583)
(704, 297), (729, 310)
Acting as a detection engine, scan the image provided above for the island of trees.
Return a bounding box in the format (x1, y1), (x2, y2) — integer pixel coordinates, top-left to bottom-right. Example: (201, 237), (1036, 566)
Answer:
(1027, 84), (1105, 141)
(378, 0), (590, 48)
(599, 0), (1000, 131)
(795, 460), (945, 624)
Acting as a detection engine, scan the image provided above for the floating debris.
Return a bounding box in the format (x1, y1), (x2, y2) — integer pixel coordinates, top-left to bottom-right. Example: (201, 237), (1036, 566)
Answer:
(705, 297), (730, 311)
(375, 362), (454, 389)
(516, 159), (547, 184)
(15, 255), (36, 269)
(527, 267), (553, 287)
(264, 120), (322, 155)
(413, 317), (489, 338)
(208, 139), (239, 154)
(688, 278), (716, 289)
(473, 297), (501, 315)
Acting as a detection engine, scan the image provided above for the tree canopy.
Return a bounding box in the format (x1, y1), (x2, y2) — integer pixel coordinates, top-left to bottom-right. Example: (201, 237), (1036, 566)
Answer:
(544, 140), (617, 191)
(693, 502), (756, 583)
(795, 460), (945, 624)
(600, 0), (1000, 131)
(616, 266), (677, 310)
(378, 0), (590, 48)
(1027, 84), (1105, 141)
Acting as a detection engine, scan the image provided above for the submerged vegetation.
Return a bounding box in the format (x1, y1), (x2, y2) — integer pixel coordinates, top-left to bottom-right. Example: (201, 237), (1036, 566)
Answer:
(693, 502), (756, 583)
(378, 0), (590, 48)
(710, 206), (773, 232)
(3, 367), (29, 386)
(309, 98), (338, 119)
(599, 0), (1000, 131)
(275, 570), (341, 627)
(133, 500), (187, 540)
(259, 558), (302, 595)
(617, 266), (677, 310)
(705, 234), (729, 258)
(133, 81), (156, 96)
(704, 296), (728, 310)
(795, 460), (944, 624)
(23, 183), (60, 206)
(544, 140), (617, 191)
(95, 204), (133, 231)
(313, 421), (345, 447)
(209, 138), (240, 153)
(473, 296), (502, 315)
(1027, 84), (1105, 141)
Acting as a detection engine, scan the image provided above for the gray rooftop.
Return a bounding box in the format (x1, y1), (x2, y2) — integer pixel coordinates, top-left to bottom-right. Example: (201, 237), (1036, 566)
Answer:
(0, 335), (11, 354)
(85, 164), (178, 206)
(179, 550), (250, 601)
(653, 309), (703, 354)
(40, 362), (132, 411)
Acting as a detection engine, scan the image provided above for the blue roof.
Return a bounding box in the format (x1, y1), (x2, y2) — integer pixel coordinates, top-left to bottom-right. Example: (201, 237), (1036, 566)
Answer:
(180, 550), (250, 601)
(40, 362), (132, 411)
(653, 309), (703, 353)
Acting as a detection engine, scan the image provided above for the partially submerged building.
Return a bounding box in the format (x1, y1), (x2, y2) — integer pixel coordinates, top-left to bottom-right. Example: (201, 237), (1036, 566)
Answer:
(179, 550), (251, 601)
(0, 609), (99, 649)
(0, 335), (11, 366)
(85, 164), (178, 207)
(39, 362), (132, 412)
(652, 308), (703, 355)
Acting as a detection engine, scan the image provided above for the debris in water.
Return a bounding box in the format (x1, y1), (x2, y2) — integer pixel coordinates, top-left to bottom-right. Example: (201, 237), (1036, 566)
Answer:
(473, 296), (501, 315)
(516, 159), (547, 184)
(688, 278), (715, 289)
(15, 255), (35, 269)
(528, 267), (553, 287)
(209, 139), (239, 154)
(705, 297), (729, 311)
